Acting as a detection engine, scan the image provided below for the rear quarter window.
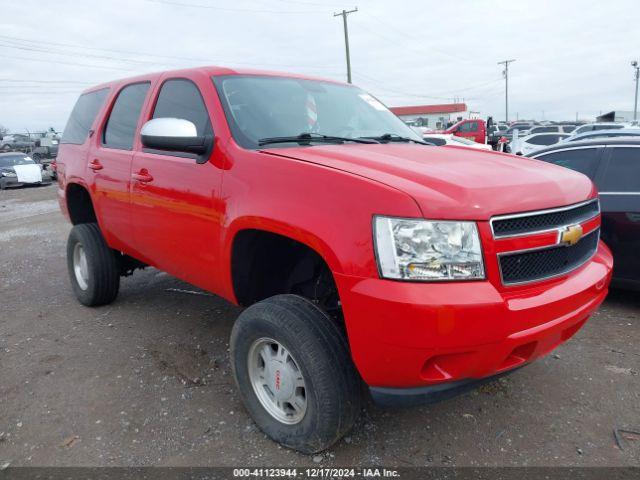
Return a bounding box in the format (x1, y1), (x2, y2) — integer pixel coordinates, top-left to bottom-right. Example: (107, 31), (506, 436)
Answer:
(61, 88), (110, 145)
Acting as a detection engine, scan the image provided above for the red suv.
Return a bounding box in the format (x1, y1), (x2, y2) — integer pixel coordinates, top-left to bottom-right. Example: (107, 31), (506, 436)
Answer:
(57, 67), (613, 453)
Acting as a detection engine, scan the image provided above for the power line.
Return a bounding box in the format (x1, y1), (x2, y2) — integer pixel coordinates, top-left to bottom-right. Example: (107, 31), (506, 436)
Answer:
(362, 11), (467, 62)
(0, 33), (342, 71)
(0, 79), (93, 84)
(353, 71), (502, 101)
(0, 52), (134, 71)
(145, 0), (324, 14)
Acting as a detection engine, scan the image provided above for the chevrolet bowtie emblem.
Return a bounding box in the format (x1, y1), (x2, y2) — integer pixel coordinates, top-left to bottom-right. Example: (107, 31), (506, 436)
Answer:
(559, 224), (583, 246)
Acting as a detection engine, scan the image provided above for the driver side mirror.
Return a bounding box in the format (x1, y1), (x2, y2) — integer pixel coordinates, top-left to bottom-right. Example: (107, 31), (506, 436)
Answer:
(140, 118), (211, 156)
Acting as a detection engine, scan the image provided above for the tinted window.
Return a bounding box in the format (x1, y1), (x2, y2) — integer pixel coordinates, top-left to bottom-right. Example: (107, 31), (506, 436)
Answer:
(563, 125), (576, 133)
(599, 148), (640, 192)
(595, 124), (623, 131)
(535, 148), (600, 178)
(61, 88), (109, 145)
(530, 126), (557, 134)
(103, 83), (150, 150)
(423, 137), (446, 146)
(459, 121), (478, 132)
(153, 79), (212, 136)
(527, 134), (563, 146)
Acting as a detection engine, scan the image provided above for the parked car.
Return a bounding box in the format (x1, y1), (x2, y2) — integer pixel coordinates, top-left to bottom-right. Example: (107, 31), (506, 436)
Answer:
(0, 134), (35, 152)
(32, 132), (60, 162)
(57, 66), (612, 453)
(563, 128), (640, 143)
(0, 152), (52, 189)
(422, 133), (493, 150)
(441, 118), (487, 144)
(529, 125), (576, 134)
(502, 123), (533, 143)
(508, 132), (570, 155)
(570, 122), (626, 136)
(528, 138), (640, 289)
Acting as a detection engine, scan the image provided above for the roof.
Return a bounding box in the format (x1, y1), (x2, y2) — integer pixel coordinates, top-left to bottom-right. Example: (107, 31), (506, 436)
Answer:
(83, 65), (348, 94)
(525, 137), (640, 157)
(389, 103), (467, 116)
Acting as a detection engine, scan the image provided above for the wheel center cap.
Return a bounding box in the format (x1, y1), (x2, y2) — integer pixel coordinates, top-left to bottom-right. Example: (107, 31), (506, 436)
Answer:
(267, 360), (293, 401)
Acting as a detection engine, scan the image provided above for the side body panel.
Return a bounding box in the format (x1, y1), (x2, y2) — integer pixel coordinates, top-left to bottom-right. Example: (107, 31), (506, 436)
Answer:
(128, 71), (228, 293)
(596, 146), (640, 284)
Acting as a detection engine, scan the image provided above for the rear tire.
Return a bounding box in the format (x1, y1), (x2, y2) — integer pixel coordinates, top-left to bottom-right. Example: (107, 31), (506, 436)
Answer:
(66, 223), (120, 306)
(230, 294), (362, 453)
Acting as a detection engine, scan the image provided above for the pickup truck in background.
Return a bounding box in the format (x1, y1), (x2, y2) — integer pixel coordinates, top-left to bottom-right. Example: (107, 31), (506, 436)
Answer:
(441, 118), (487, 144)
(56, 66), (613, 454)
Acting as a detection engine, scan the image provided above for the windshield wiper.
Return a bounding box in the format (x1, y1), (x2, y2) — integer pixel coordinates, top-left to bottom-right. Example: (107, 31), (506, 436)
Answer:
(258, 132), (379, 146)
(359, 133), (430, 145)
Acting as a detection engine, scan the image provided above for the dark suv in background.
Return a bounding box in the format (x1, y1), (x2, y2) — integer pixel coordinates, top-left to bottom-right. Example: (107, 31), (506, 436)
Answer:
(528, 138), (640, 289)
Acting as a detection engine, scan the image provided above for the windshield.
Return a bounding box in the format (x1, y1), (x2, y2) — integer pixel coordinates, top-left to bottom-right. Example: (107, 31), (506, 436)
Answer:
(0, 155), (35, 167)
(213, 75), (422, 149)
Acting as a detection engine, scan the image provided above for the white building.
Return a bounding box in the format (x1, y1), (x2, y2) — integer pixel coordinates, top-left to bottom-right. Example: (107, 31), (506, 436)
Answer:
(389, 103), (470, 129)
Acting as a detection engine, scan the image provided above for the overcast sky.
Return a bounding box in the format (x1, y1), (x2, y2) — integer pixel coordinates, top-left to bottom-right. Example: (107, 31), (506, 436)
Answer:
(0, 0), (638, 133)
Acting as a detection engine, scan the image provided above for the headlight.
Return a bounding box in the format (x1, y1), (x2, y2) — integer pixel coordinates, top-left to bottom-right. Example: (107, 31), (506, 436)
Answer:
(374, 216), (485, 281)
(1, 171), (17, 177)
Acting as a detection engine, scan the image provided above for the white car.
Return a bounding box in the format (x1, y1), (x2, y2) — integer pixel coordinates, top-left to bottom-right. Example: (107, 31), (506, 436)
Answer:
(570, 122), (627, 136)
(422, 133), (493, 150)
(508, 132), (570, 155)
(529, 125), (576, 134)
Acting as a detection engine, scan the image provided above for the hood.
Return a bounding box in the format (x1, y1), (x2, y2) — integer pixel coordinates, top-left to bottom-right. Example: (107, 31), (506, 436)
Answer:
(260, 144), (595, 220)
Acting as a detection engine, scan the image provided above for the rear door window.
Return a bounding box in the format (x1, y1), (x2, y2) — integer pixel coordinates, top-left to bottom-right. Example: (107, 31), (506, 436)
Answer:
(534, 148), (601, 179)
(528, 134), (561, 146)
(103, 82), (150, 150)
(598, 147), (640, 192)
(61, 88), (109, 145)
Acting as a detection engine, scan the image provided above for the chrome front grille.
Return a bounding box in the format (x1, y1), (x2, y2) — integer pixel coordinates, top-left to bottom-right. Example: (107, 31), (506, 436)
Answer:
(491, 199), (600, 238)
(498, 229), (600, 285)
(491, 199), (601, 286)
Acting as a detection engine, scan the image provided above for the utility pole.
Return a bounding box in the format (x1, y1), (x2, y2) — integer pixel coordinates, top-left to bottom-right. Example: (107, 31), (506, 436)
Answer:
(632, 60), (639, 121)
(334, 7), (358, 83)
(497, 59), (515, 123)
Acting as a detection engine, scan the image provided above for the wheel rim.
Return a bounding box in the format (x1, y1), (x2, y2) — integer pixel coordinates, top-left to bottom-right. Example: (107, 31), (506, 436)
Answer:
(248, 337), (307, 425)
(73, 243), (89, 291)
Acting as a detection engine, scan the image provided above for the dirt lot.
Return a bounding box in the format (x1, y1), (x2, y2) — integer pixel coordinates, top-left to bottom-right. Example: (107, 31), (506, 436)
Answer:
(1, 185), (639, 468)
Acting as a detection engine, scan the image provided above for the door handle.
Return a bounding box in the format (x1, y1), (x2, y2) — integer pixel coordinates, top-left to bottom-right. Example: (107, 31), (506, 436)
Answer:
(88, 159), (103, 171)
(132, 169), (154, 183)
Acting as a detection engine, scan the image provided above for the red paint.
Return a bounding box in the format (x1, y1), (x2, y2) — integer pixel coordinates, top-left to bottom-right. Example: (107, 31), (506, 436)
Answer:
(57, 67), (612, 390)
(442, 118), (487, 144)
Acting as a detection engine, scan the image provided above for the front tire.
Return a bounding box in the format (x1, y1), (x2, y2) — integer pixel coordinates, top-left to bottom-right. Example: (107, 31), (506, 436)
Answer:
(66, 223), (120, 306)
(230, 294), (361, 453)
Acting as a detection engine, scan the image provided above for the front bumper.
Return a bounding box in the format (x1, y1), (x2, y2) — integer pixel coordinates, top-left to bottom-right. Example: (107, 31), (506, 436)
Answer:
(370, 368), (520, 407)
(335, 242), (612, 396)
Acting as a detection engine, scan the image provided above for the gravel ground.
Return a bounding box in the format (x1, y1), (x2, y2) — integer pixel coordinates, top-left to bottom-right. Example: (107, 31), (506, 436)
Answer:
(0, 185), (639, 468)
